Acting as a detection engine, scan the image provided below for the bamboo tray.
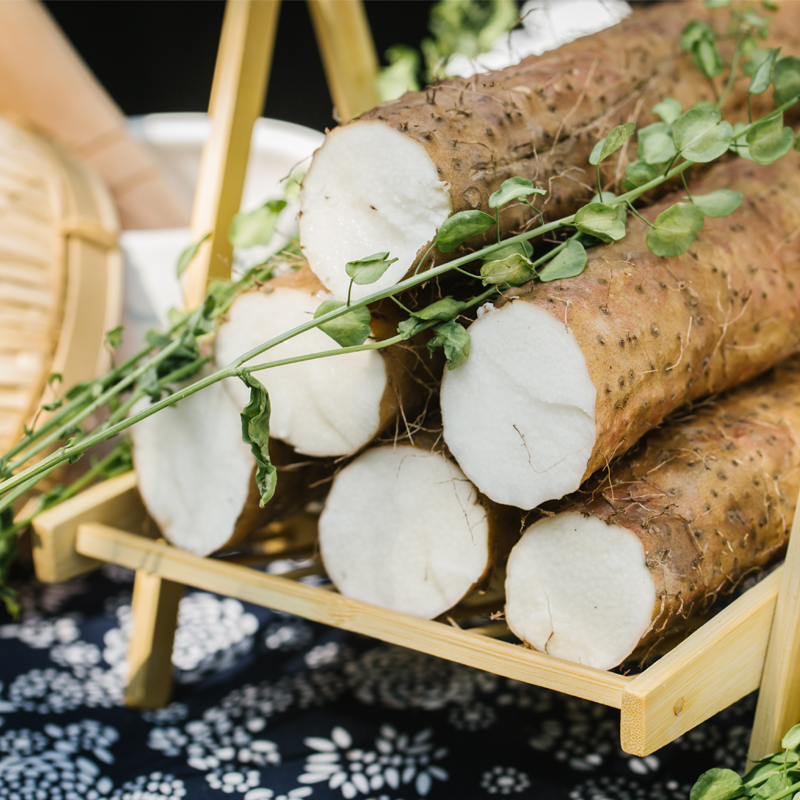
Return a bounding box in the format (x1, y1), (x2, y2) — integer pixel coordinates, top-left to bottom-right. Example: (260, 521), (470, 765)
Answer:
(29, 469), (792, 758)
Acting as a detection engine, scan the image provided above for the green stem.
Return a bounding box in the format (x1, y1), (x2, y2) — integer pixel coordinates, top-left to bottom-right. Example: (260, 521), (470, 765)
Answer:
(682, 172), (694, 203)
(596, 163), (603, 197)
(749, 93), (753, 124)
(495, 208), (501, 243)
(627, 201), (655, 229)
(717, 39), (742, 111)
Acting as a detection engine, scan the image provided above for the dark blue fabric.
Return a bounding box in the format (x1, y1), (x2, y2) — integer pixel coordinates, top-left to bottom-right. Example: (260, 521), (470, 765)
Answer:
(0, 564), (754, 799)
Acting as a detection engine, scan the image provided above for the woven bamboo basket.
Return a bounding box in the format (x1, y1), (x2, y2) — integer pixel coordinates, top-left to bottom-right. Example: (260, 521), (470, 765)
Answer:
(0, 114), (122, 453)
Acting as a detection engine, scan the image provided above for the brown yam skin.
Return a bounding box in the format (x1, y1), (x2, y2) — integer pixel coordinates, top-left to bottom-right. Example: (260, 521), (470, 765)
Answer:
(356, 2), (800, 267)
(562, 360), (800, 660)
(257, 265), (434, 446)
(503, 159), (800, 480)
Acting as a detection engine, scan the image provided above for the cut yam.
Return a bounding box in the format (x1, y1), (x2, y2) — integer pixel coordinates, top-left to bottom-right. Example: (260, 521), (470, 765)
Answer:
(299, 2), (800, 299)
(441, 160), (800, 509)
(318, 443), (515, 619)
(131, 365), (325, 556)
(505, 360), (800, 670)
(215, 266), (425, 458)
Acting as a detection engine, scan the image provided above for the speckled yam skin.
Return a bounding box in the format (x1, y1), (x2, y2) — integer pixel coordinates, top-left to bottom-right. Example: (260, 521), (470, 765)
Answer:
(350, 1), (800, 270)
(552, 361), (800, 663)
(505, 159), (800, 482)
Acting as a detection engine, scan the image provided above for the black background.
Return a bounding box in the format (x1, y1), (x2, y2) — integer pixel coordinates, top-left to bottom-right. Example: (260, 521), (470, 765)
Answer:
(43, 1), (438, 133)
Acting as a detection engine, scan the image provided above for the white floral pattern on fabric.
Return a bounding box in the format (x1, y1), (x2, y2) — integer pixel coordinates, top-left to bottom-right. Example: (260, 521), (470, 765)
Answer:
(481, 766), (532, 795)
(264, 619), (314, 652)
(569, 776), (690, 800)
(345, 646), (497, 710)
(111, 771), (187, 799)
(104, 593), (259, 685)
(0, 616), (81, 649)
(299, 724), (448, 798)
(243, 788), (313, 800)
(447, 701), (496, 731)
(205, 764), (263, 794)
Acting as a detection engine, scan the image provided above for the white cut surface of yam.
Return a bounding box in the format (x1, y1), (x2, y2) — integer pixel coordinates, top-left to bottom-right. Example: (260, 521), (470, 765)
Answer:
(131, 373), (254, 556)
(440, 299), (596, 508)
(299, 121), (451, 302)
(215, 287), (387, 457)
(505, 512), (655, 670)
(319, 445), (491, 619)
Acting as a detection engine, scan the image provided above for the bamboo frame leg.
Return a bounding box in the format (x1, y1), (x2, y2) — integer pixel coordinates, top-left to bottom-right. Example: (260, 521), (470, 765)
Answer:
(307, 0), (380, 121)
(124, 568), (184, 710)
(747, 489), (800, 765)
(182, 0), (281, 309)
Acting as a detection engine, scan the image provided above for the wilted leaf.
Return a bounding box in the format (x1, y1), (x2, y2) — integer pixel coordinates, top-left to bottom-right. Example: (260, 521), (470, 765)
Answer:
(748, 47), (781, 94)
(345, 252), (398, 285)
(483, 240), (533, 261)
(488, 177), (545, 209)
(427, 319), (470, 370)
(589, 122), (636, 166)
(480, 253), (536, 285)
(412, 296), (466, 323)
(687, 189), (744, 218)
(637, 122), (678, 165)
(239, 371), (277, 507)
(176, 232), (211, 278)
(314, 300), (372, 347)
(538, 239), (588, 282)
(652, 97), (682, 125)
(747, 111), (796, 164)
(689, 768), (743, 800)
(228, 200), (287, 248)
(646, 202), (704, 257)
(673, 107), (733, 162)
(773, 56), (800, 104)
(574, 203), (626, 243)
(436, 210), (496, 252)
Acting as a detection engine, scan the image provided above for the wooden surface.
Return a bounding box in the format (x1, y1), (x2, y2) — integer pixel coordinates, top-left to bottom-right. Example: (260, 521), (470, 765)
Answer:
(0, 0), (188, 230)
(621, 568), (781, 756)
(307, 0), (380, 121)
(126, 567), (184, 709)
(76, 523), (631, 710)
(182, 0), (280, 309)
(31, 471), (147, 583)
(748, 493), (800, 763)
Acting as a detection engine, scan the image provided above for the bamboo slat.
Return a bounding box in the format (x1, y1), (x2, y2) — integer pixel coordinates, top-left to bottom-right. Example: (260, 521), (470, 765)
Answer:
(0, 114), (123, 453)
(75, 523), (631, 710)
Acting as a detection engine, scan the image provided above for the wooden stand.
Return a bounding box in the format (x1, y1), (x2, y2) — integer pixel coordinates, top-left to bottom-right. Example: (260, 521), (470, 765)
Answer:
(28, 0), (800, 764)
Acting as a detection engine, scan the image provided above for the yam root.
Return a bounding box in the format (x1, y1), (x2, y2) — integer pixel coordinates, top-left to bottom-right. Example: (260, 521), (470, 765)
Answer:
(505, 360), (800, 670)
(131, 366), (327, 556)
(441, 159), (800, 509)
(299, 1), (800, 300)
(318, 441), (517, 619)
(215, 266), (431, 457)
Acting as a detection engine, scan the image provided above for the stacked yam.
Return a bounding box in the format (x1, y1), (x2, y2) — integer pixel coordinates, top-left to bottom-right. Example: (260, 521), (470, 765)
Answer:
(128, 1), (800, 665)
(299, 1), (800, 300)
(505, 361), (800, 670)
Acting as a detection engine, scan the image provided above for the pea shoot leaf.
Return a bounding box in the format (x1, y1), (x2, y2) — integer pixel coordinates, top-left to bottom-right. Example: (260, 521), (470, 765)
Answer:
(228, 200), (287, 248)
(646, 202), (704, 257)
(238, 371), (277, 508)
(488, 177), (545, 209)
(314, 300), (372, 347)
(105, 326), (123, 350)
(480, 253), (536, 285)
(637, 122), (677, 165)
(574, 202), (626, 243)
(773, 56), (800, 104)
(681, 20), (715, 52)
(748, 47), (780, 94)
(689, 768), (742, 800)
(746, 111), (795, 164)
(413, 296), (466, 322)
(672, 107), (733, 163)
(483, 240), (533, 261)
(538, 239), (588, 282)
(427, 319), (470, 370)
(624, 161), (660, 189)
(436, 210), (496, 252)
(687, 189), (743, 218)
(693, 38), (724, 79)
(589, 122), (636, 166)
(345, 252), (399, 285)
(176, 232), (211, 278)
(782, 724), (800, 749)
(652, 97), (682, 125)
(591, 192), (627, 226)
